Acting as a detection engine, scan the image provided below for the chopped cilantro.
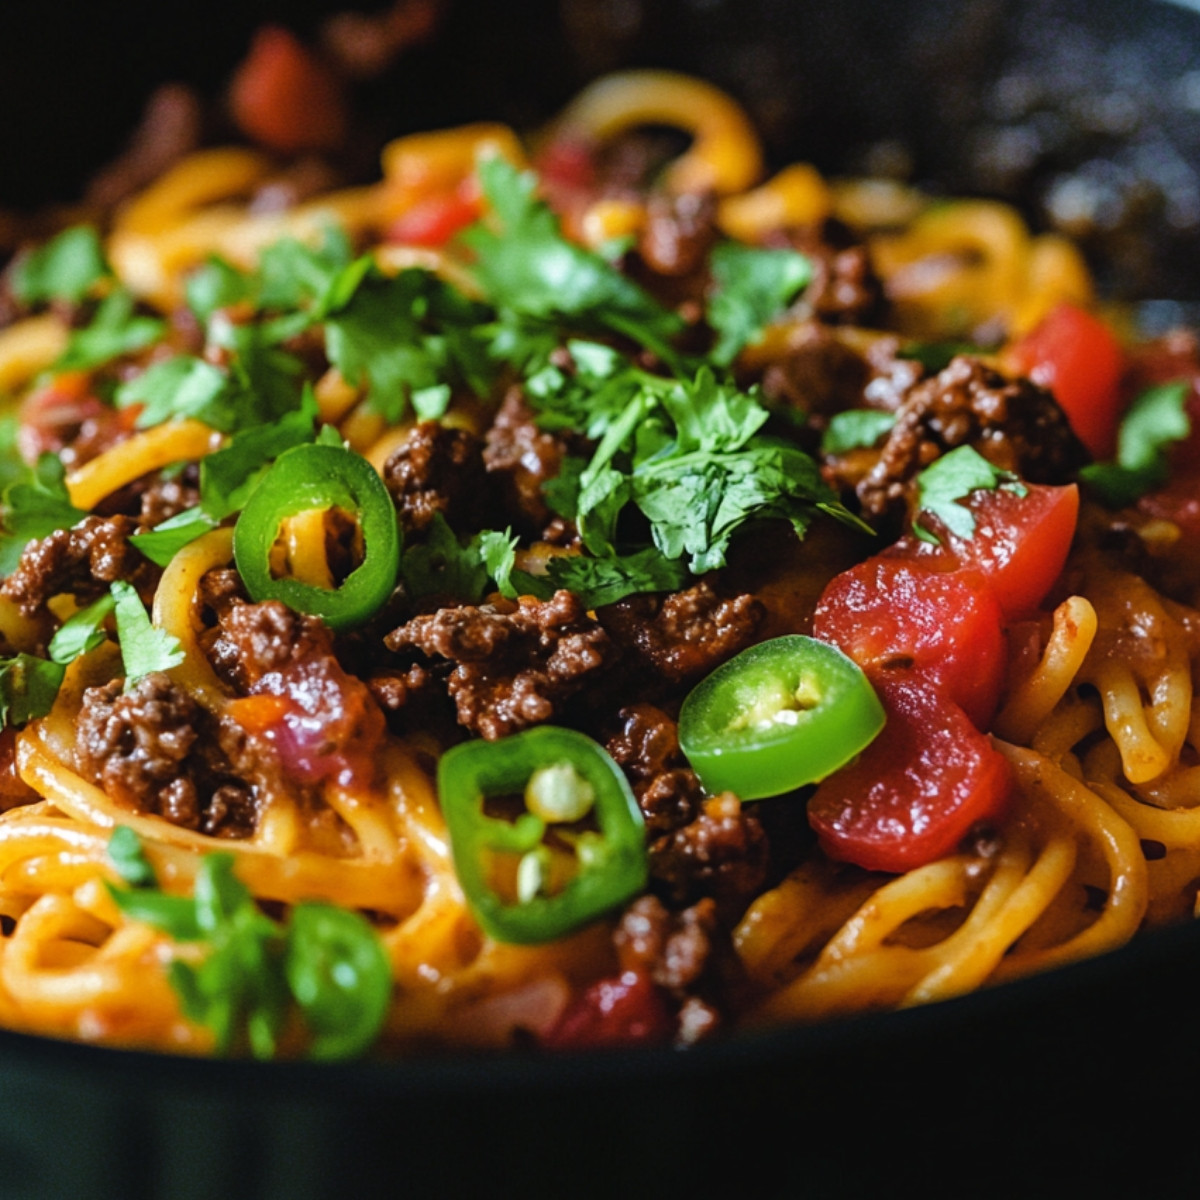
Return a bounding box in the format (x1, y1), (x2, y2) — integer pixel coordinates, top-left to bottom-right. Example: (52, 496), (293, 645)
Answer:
(0, 454), (87, 575)
(536, 547), (690, 609)
(110, 580), (185, 681)
(11, 225), (110, 306)
(898, 340), (990, 373)
(108, 825), (157, 888)
(1080, 380), (1192, 508)
(913, 445), (1027, 544)
(115, 356), (241, 431)
(48, 593), (116, 663)
(107, 844), (390, 1059)
(706, 242), (813, 367)
(0, 653), (66, 729)
(324, 269), (493, 422)
(185, 255), (255, 323)
(129, 508), (219, 568)
(821, 410), (897, 455)
(400, 513), (490, 603)
(56, 288), (164, 371)
(461, 157), (683, 361)
(577, 369), (863, 574)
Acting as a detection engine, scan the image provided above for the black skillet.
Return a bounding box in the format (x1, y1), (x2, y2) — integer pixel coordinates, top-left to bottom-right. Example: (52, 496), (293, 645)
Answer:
(1, 2), (1199, 1196)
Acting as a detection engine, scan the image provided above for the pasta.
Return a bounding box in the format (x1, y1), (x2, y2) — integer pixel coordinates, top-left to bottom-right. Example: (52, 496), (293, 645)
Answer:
(0, 56), (1197, 1062)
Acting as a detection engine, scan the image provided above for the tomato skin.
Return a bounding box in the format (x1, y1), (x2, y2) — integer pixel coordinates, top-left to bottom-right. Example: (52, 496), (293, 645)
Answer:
(891, 483), (1079, 621)
(1007, 303), (1124, 460)
(230, 26), (347, 154)
(385, 188), (482, 248)
(808, 678), (1012, 874)
(540, 970), (673, 1051)
(811, 558), (1006, 728)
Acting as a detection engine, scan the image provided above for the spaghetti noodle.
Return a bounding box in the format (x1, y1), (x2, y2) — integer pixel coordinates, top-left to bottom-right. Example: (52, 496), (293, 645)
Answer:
(0, 63), (1197, 1059)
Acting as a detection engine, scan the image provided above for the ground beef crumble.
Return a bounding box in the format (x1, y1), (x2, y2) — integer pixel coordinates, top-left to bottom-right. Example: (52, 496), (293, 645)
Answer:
(482, 386), (571, 537)
(1, 515), (155, 616)
(76, 672), (258, 837)
(382, 420), (490, 535)
(855, 354), (1091, 521)
(384, 589), (612, 740)
(597, 580), (764, 690)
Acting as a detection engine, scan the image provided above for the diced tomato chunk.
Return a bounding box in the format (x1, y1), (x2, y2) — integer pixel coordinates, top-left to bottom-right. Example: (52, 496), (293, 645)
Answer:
(1007, 303), (1124, 460)
(229, 26), (347, 154)
(808, 677), (1012, 874)
(540, 970), (673, 1051)
(890, 483), (1079, 621)
(812, 557), (1006, 728)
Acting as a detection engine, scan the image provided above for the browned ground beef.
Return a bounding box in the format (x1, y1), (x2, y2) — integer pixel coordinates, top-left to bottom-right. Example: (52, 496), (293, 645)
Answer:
(855, 354), (1091, 520)
(1, 515), (153, 615)
(76, 673), (258, 836)
(776, 219), (888, 327)
(482, 386), (570, 536)
(208, 598), (333, 691)
(384, 589), (613, 739)
(650, 792), (769, 914)
(604, 702), (768, 913)
(616, 893), (717, 991)
(597, 580), (764, 689)
(638, 190), (719, 278)
(382, 420), (489, 535)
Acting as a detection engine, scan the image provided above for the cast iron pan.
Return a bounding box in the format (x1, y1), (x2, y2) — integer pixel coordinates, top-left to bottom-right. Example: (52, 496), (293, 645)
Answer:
(1, 3), (1199, 1197)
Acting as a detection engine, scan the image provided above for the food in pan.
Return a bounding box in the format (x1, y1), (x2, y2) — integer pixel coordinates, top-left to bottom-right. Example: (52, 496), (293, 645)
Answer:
(0, 53), (1197, 1059)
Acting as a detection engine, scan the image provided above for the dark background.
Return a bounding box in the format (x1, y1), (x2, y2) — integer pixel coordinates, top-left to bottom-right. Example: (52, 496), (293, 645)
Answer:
(6, 0), (1200, 300)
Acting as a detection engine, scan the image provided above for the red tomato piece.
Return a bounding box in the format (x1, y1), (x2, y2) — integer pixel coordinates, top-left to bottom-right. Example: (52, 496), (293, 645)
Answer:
(541, 970), (673, 1051)
(812, 557), (1006, 728)
(229, 26), (347, 154)
(385, 189), (482, 248)
(1007, 303), (1124, 460)
(892, 483), (1079, 621)
(808, 677), (1013, 874)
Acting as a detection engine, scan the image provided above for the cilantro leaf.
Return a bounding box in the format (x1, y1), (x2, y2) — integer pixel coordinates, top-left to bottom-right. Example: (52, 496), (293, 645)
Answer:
(898, 339), (990, 373)
(107, 849), (389, 1059)
(461, 157), (683, 359)
(108, 826), (158, 888)
(56, 288), (164, 370)
(129, 508), (219, 568)
(1080, 380), (1191, 508)
(400, 513), (490, 603)
(110, 580), (185, 681)
(0, 454), (88, 575)
(539, 547), (690, 609)
(0, 653), (66, 728)
(200, 391), (319, 519)
(478, 528), (522, 598)
(115, 356), (240, 431)
(576, 369), (862, 574)
(48, 593), (116, 663)
(11, 225), (110, 306)
(913, 445), (1027, 544)
(185, 255), (255, 323)
(707, 242), (812, 367)
(324, 270), (492, 423)
(821, 409), (898, 455)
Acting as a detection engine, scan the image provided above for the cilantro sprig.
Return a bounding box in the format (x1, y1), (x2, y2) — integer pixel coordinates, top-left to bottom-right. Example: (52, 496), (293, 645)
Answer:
(460, 157), (684, 363)
(706, 242), (813, 367)
(107, 834), (392, 1060)
(1080, 380), (1192, 508)
(913, 445), (1028, 544)
(10, 226), (111, 306)
(576, 368), (866, 575)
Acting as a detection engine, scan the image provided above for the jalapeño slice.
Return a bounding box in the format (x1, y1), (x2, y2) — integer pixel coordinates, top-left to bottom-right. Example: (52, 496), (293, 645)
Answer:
(678, 634), (886, 800)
